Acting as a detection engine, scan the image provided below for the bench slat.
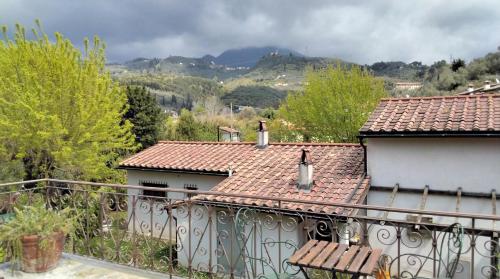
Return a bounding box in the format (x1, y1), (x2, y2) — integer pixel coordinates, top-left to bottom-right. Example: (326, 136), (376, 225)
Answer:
(322, 243), (348, 269)
(335, 245), (360, 271)
(359, 248), (383, 275)
(309, 242), (338, 268)
(347, 246), (371, 273)
(298, 241), (329, 266)
(288, 240), (318, 265)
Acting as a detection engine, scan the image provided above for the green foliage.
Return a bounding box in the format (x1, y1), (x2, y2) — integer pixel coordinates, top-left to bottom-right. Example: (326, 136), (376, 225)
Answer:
(222, 85), (287, 108)
(176, 109), (200, 140)
(0, 155), (24, 183)
(370, 61), (427, 81)
(0, 204), (77, 267)
(0, 23), (136, 181)
(120, 74), (224, 103)
(451, 59), (465, 72)
(280, 65), (387, 142)
(124, 86), (164, 149)
(163, 109), (218, 141)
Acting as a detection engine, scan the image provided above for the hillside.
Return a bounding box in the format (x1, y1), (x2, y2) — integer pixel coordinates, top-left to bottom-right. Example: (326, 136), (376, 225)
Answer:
(214, 46), (303, 67)
(369, 61), (427, 81)
(221, 85), (287, 108)
(120, 56), (248, 80)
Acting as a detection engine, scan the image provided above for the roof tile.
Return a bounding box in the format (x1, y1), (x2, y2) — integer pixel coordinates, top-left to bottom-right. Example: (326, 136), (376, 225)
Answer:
(360, 94), (500, 135)
(120, 141), (367, 214)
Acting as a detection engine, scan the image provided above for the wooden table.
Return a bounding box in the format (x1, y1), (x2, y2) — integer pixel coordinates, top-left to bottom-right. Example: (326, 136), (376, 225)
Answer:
(288, 240), (382, 279)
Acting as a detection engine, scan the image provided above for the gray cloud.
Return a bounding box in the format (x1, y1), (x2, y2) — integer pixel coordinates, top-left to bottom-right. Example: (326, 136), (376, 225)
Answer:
(1, 0), (499, 64)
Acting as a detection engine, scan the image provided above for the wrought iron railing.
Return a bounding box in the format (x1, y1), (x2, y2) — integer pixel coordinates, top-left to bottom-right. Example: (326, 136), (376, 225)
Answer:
(0, 179), (498, 278)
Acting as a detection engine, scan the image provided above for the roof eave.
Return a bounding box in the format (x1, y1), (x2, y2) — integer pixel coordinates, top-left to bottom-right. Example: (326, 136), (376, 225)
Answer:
(358, 131), (500, 138)
(117, 165), (230, 176)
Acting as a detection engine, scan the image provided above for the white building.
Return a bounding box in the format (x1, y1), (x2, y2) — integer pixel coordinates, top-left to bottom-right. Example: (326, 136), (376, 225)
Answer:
(360, 94), (500, 278)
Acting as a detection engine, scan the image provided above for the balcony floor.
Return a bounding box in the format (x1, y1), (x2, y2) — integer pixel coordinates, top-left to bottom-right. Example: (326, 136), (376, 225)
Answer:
(0, 254), (183, 279)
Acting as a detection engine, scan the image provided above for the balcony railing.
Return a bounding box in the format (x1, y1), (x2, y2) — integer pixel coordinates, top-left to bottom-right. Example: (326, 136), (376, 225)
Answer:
(0, 179), (498, 278)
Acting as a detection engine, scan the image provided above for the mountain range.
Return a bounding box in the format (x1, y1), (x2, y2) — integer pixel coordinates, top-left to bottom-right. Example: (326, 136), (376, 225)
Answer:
(111, 46), (426, 83)
(212, 46), (304, 67)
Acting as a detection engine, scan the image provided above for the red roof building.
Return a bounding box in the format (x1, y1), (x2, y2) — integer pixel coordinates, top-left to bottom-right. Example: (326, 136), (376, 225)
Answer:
(120, 141), (368, 214)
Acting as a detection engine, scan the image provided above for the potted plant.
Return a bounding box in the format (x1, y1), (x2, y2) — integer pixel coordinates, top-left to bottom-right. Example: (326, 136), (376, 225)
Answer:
(0, 204), (76, 273)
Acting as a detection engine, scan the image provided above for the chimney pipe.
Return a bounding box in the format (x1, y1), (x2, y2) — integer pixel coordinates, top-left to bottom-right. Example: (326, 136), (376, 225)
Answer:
(467, 83), (474, 92)
(257, 120), (268, 148)
(484, 80), (491, 90)
(298, 149), (314, 192)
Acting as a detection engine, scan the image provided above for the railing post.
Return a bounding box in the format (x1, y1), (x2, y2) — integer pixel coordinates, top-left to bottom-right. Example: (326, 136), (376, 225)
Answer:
(132, 195), (138, 267)
(491, 231), (498, 279)
(98, 192), (104, 260)
(84, 190), (90, 255)
(168, 200), (173, 279)
(149, 198), (154, 269)
(397, 223), (401, 279)
(432, 229), (437, 277)
(470, 218), (475, 279)
(229, 208), (234, 278)
(208, 205), (214, 278)
(44, 179), (50, 208)
(278, 201), (282, 275)
(253, 217), (257, 277)
(188, 200), (192, 278)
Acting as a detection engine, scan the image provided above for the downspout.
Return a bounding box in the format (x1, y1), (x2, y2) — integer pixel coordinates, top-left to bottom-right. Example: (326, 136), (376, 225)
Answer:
(358, 136), (367, 174)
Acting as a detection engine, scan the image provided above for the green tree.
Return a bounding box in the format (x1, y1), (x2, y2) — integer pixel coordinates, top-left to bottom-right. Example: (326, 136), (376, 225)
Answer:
(451, 59), (465, 72)
(176, 109), (198, 140)
(279, 65), (387, 142)
(124, 86), (163, 149)
(0, 23), (136, 181)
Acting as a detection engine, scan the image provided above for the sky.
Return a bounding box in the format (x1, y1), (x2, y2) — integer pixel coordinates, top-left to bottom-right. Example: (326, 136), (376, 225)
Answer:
(1, 0), (499, 64)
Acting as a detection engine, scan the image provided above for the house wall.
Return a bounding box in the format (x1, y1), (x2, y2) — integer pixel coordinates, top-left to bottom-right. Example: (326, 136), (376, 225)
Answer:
(366, 137), (499, 278)
(125, 169), (226, 239)
(367, 190), (499, 278)
(366, 137), (500, 193)
(176, 208), (305, 277)
(125, 169), (304, 277)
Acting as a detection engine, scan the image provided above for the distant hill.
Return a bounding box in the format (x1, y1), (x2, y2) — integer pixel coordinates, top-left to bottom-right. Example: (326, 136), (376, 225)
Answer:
(117, 47), (307, 81)
(214, 46), (304, 67)
(369, 61), (427, 81)
(221, 85), (287, 108)
(112, 47), (500, 103)
(122, 55), (248, 80)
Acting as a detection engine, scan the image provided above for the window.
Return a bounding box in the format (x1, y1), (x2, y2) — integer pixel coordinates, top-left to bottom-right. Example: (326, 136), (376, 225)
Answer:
(184, 183), (198, 198)
(141, 181), (168, 199)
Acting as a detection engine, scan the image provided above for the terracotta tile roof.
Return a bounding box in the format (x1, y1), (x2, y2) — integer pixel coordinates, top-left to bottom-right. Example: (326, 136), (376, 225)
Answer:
(120, 141), (367, 214)
(360, 94), (500, 136)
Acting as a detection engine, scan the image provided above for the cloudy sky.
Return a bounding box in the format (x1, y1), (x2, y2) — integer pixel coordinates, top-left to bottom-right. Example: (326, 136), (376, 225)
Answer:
(1, 0), (499, 64)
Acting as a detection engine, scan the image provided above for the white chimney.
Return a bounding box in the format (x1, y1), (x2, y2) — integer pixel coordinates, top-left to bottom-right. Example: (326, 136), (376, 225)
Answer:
(298, 149), (314, 192)
(484, 80), (491, 90)
(257, 120), (268, 148)
(467, 83), (474, 92)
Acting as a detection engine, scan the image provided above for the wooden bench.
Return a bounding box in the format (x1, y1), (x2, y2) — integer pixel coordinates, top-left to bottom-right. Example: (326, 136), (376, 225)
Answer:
(288, 240), (382, 279)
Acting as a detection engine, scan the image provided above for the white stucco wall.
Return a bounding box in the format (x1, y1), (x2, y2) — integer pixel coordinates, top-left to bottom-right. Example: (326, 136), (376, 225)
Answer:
(367, 190), (499, 278)
(125, 169), (226, 239)
(124, 169), (305, 277)
(366, 137), (500, 193)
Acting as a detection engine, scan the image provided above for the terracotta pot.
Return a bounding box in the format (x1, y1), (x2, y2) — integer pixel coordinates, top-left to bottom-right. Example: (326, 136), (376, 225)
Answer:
(20, 231), (65, 273)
